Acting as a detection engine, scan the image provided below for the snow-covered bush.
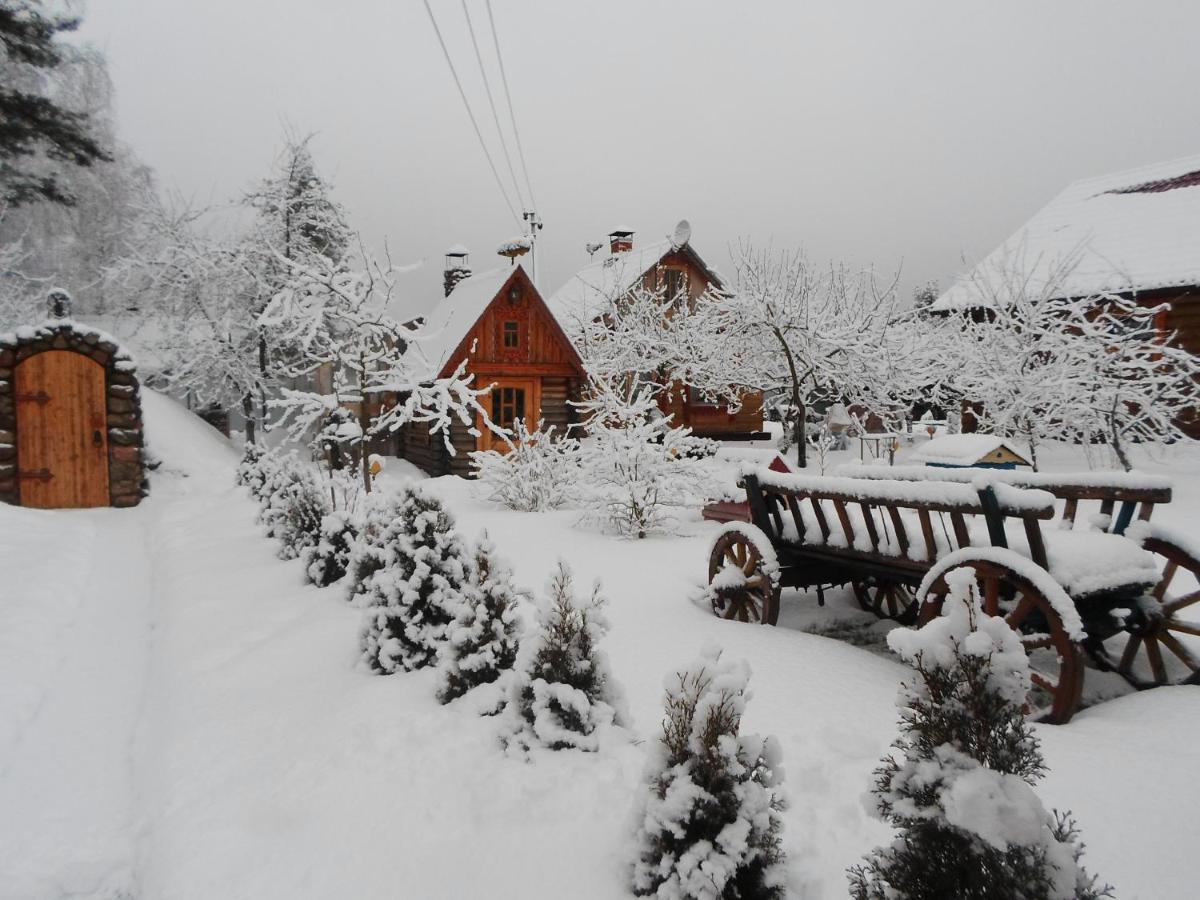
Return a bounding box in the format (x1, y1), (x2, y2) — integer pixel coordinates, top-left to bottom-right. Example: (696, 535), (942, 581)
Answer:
(258, 455), (330, 561)
(470, 418), (581, 511)
(303, 511), (358, 587)
(343, 489), (400, 607)
(436, 533), (523, 705)
(237, 442), (281, 502)
(500, 561), (627, 751)
(359, 485), (471, 674)
(630, 643), (787, 900)
(848, 568), (1112, 900)
(577, 385), (718, 539)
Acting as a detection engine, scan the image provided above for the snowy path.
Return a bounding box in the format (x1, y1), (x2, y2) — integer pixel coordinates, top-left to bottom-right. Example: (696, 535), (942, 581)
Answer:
(0, 507), (153, 900)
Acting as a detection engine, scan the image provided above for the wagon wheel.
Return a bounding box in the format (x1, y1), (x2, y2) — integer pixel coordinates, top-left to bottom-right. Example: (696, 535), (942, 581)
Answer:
(1090, 535), (1200, 689)
(919, 558), (1085, 725)
(853, 576), (919, 625)
(707, 529), (780, 626)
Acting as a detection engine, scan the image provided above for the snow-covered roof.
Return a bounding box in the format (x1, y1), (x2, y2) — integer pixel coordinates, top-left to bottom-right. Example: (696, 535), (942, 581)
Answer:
(546, 238), (675, 334)
(933, 153), (1200, 311)
(444, 243), (470, 256)
(415, 265), (520, 375)
(912, 434), (1029, 466)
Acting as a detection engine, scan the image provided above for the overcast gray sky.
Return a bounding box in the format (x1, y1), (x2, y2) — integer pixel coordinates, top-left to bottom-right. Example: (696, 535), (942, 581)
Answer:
(77, 0), (1200, 315)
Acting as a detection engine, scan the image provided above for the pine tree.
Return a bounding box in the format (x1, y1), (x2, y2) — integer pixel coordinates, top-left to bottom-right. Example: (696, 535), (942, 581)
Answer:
(0, 1), (111, 207)
(630, 643), (787, 900)
(344, 490), (402, 606)
(848, 569), (1113, 900)
(359, 486), (470, 674)
(436, 533), (522, 704)
(501, 561), (627, 752)
(303, 510), (358, 588)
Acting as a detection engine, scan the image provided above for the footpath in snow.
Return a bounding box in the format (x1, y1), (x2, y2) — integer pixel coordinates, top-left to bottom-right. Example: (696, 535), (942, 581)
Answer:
(1, 392), (1198, 898)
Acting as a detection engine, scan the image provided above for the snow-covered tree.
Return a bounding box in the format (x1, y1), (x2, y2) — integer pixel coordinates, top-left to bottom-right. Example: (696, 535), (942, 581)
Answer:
(470, 418), (581, 511)
(0, 2), (110, 208)
(630, 643), (787, 900)
(359, 485), (471, 674)
(848, 568), (1112, 900)
(0, 44), (155, 314)
(687, 245), (909, 468)
(303, 510), (358, 588)
(265, 244), (494, 493)
(936, 248), (1199, 470)
(344, 489), (402, 607)
(501, 560), (627, 752)
(436, 533), (523, 704)
(258, 453), (329, 561)
(106, 197), (270, 441)
(576, 379), (718, 539)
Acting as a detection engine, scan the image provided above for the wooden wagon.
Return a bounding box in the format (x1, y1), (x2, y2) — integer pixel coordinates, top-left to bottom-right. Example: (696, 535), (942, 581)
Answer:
(705, 466), (1198, 724)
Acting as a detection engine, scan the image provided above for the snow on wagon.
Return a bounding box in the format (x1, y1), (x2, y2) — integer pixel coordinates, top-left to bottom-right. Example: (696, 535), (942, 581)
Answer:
(705, 464), (1197, 724)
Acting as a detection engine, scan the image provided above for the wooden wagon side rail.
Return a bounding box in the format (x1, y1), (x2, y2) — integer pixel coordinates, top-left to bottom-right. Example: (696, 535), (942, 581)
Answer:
(741, 468), (1057, 569)
(835, 464), (1172, 534)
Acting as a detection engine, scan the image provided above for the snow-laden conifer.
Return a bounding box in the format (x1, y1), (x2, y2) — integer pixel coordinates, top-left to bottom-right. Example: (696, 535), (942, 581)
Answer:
(500, 561), (627, 751)
(359, 485), (470, 674)
(303, 511), (358, 588)
(470, 418), (580, 511)
(261, 459), (329, 561)
(435, 533), (522, 704)
(630, 643), (787, 900)
(343, 489), (400, 607)
(848, 568), (1113, 900)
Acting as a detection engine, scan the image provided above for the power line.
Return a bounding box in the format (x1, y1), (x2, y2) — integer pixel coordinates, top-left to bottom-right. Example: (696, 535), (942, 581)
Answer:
(485, 0), (537, 211)
(422, 0), (520, 225)
(461, 0), (526, 212)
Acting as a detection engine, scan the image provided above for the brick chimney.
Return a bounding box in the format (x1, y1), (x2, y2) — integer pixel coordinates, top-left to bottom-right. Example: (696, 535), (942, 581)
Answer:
(443, 245), (471, 297)
(608, 229), (634, 255)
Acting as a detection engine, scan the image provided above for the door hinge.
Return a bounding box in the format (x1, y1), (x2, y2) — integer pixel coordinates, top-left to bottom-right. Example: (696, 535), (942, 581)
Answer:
(15, 390), (51, 405)
(16, 468), (53, 482)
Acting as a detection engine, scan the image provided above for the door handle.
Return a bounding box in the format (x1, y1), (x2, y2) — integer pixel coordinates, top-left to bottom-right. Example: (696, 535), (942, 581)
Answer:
(93, 429), (103, 447)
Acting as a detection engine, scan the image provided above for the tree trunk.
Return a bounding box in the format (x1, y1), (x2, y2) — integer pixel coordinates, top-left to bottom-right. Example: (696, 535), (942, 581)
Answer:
(242, 393), (256, 445)
(773, 326), (807, 469)
(1109, 413), (1132, 471)
(359, 353), (373, 493)
(257, 333), (269, 436)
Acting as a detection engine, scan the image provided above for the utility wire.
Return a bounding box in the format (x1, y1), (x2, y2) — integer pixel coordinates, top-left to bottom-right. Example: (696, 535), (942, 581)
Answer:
(485, 0), (537, 212)
(461, 0), (526, 212)
(422, 0), (520, 225)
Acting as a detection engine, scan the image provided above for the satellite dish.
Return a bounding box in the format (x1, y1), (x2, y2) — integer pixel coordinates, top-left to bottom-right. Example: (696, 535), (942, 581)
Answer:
(671, 219), (692, 249)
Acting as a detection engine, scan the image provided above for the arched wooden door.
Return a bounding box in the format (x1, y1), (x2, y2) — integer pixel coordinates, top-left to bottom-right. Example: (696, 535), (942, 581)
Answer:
(15, 351), (109, 508)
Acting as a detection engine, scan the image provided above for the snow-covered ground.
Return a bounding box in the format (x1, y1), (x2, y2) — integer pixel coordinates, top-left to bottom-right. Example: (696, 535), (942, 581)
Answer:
(1, 396), (1197, 899)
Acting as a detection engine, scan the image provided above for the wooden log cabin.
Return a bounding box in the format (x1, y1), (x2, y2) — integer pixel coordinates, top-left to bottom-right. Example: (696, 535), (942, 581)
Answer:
(932, 153), (1200, 437)
(395, 258), (586, 476)
(546, 224), (766, 439)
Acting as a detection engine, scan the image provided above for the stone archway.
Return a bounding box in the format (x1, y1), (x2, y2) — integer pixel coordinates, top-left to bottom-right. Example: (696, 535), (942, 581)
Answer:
(0, 320), (145, 508)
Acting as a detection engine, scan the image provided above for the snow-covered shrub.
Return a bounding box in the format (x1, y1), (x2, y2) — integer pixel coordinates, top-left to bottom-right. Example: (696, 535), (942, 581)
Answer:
(848, 568), (1113, 900)
(238, 443), (282, 502)
(259, 455), (330, 560)
(470, 418), (581, 511)
(630, 643), (787, 900)
(577, 387), (718, 539)
(303, 511), (358, 587)
(500, 560), (627, 751)
(343, 489), (400, 607)
(436, 533), (523, 705)
(359, 485), (471, 674)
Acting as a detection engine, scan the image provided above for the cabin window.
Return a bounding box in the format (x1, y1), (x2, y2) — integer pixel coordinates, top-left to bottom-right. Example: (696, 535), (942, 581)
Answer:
(492, 386), (526, 429)
(502, 321), (520, 348)
(661, 268), (685, 301)
(686, 385), (718, 408)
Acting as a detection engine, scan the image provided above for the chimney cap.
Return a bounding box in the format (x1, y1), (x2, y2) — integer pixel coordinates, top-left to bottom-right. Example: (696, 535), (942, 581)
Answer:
(608, 228), (634, 238)
(445, 243), (470, 257)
